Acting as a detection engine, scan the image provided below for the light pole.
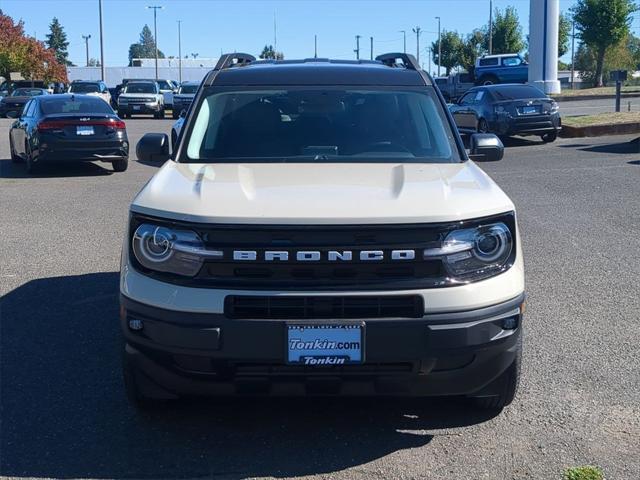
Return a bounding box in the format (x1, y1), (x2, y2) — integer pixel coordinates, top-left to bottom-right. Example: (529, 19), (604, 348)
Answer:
(435, 16), (441, 76)
(489, 0), (493, 55)
(412, 27), (421, 65)
(354, 35), (361, 60)
(570, 19), (575, 89)
(314, 34), (318, 58)
(370, 36), (373, 60)
(399, 30), (406, 53)
(98, 0), (105, 80)
(177, 20), (182, 84)
(82, 34), (91, 66)
(147, 5), (163, 81)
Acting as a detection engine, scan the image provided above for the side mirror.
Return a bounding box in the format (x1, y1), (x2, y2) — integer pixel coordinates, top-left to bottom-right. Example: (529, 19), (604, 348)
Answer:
(469, 133), (504, 161)
(136, 133), (170, 162)
(179, 109), (186, 118)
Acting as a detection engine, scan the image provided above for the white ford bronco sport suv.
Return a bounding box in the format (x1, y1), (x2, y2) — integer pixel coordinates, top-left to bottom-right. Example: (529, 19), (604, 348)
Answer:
(123, 53), (525, 410)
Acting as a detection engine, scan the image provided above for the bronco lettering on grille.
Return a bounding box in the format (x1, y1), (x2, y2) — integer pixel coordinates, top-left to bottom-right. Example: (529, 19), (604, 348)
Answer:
(231, 250), (416, 262)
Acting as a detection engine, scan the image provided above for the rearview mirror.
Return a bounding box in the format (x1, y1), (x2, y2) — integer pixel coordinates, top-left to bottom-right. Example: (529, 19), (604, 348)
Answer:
(136, 133), (170, 162)
(469, 133), (504, 161)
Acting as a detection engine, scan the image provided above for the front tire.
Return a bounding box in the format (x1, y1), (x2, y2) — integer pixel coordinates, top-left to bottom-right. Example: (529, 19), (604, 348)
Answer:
(541, 131), (558, 143)
(478, 75), (498, 86)
(472, 333), (522, 410)
(10, 136), (21, 163)
(25, 142), (36, 174)
(112, 158), (128, 172)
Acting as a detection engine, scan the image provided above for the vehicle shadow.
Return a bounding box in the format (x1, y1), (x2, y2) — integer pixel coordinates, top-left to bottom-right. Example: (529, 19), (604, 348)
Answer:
(0, 158), (113, 178)
(579, 138), (640, 155)
(135, 158), (167, 168)
(0, 272), (500, 479)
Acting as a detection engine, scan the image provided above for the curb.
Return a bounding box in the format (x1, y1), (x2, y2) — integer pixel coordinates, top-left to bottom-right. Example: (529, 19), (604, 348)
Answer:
(552, 92), (640, 102)
(560, 122), (640, 138)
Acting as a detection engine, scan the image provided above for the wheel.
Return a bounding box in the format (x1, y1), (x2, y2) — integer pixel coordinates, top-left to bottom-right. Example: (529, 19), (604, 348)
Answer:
(472, 333), (522, 409)
(10, 136), (21, 163)
(122, 347), (176, 410)
(477, 118), (490, 133)
(478, 75), (498, 86)
(25, 142), (36, 174)
(117, 110), (125, 118)
(112, 158), (128, 172)
(541, 131), (558, 143)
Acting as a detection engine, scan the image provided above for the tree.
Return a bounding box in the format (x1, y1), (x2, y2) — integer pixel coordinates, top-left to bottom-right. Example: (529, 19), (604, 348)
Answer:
(572, 0), (638, 87)
(574, 35), (638, 86)
(259, 44), (283, 60)
(128, 25), (165, 65)
(558, 13), (571, 58)
(45, 17), (73, 66)
(431, 30), (463, 75)
(0, 10), (67, 82)
(487, 6), (525, 54)
(459, 29), (487, 74)
(88, 58), (101, 67)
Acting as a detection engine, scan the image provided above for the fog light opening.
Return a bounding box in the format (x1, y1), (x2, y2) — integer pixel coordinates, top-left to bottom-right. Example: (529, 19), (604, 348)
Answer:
(128, 318), (144, 331)
(501, 316), (518, 330)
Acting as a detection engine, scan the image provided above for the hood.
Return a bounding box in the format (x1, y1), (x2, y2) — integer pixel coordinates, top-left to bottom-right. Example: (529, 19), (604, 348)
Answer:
(131, 161), (514, 225)
(2, 96), (30, 104)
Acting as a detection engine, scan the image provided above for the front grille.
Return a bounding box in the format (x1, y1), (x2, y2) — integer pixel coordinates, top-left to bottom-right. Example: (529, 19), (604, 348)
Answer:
(225, 295), (424, 319)
(130, 213), (516, 290)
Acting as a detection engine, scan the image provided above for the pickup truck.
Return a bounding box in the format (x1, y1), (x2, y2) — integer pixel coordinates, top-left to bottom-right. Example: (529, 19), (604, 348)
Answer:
(474, 54), (528, 86)
(435, 72), (475, 103)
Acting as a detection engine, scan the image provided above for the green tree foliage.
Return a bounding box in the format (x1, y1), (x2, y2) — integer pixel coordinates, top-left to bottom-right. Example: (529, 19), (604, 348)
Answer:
(45, 17), (73, 66)
(572, 0), (638, 86)
(459, 29), (487, 74)
(128, 25), (165, 65)
(431, 30), (463, 75)
(558, 13), (572, 58)
(575, 34), (639, 86)
(259, 45), (284, 60)
(487, 6), (525, 54)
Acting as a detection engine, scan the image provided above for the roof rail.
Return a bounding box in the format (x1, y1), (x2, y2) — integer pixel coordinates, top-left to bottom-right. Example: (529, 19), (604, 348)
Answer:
(205, 52), (256, 85)
(375, 53), (420, 71)
(214, 53), (256, 71)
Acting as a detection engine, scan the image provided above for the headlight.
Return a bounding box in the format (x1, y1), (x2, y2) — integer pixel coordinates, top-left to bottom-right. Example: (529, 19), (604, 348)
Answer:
(131, 223), (222, 277)
(424, 222), (513, 281)
(550, 101), (559, 113)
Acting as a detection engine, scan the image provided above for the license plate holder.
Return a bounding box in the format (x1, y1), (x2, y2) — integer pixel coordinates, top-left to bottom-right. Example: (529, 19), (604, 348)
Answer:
(286, 323), (364, 365)
(522, 105), (539, 115)
(133, 105), (141, 111)
(76, 125), (94, 136)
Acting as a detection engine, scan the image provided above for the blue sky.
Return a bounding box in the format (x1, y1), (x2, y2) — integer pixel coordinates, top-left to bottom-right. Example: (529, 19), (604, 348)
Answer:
(2, 0), (639, 70)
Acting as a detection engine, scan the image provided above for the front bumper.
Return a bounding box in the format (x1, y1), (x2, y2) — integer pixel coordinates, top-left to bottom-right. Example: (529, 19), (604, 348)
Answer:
(121, 292), (524, 397)
(118, 103), (162, 114)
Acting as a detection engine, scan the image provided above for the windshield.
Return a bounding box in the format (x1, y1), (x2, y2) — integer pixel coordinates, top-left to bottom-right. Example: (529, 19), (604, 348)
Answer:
(157, 80), (172, 90)
(124, 83), (156, 94)
(41, 97), (114, 114)
(179, 84), (198, 94)
(184, 88), (460, 163)
(12, 88), (44, 97)
(69, 83), (100, 94)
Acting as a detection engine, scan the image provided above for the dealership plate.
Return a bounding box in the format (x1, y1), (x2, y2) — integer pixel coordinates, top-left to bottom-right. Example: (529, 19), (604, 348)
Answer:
(76, 125), (94, 136)
(287, 324), (363, 365)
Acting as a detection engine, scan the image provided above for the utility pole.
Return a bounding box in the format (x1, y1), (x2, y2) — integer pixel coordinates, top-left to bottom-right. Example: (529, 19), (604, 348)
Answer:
(177, 21), (182, 83)
(428, 47), (432, 75)
(274, 12), (277, 52)
(370, 36), (373, 60)
(435, 16), (441, 76)
(412, 27), (421, 65)
(570, 19), (575, 89)
(147, 5), (163, 81)
(399, 30), (406, 53)
(98, 0), (105, 80)
(82, 34), (91, 66)
(354, 35), (361, 59)
(489, 0), (493, 55)
(314, 34), (317, 58)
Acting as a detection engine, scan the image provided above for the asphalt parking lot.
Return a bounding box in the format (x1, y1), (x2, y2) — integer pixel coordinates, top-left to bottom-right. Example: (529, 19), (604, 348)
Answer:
(1, 117), (639, 480)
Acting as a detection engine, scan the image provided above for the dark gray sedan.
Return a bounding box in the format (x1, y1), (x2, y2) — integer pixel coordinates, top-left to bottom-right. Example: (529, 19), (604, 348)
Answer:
(448, 84), (561, 142)
(0, 88), (49, 118)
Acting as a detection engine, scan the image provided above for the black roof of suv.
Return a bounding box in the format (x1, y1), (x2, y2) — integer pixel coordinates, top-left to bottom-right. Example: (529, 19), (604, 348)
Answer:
(203, 53), (433, 87)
